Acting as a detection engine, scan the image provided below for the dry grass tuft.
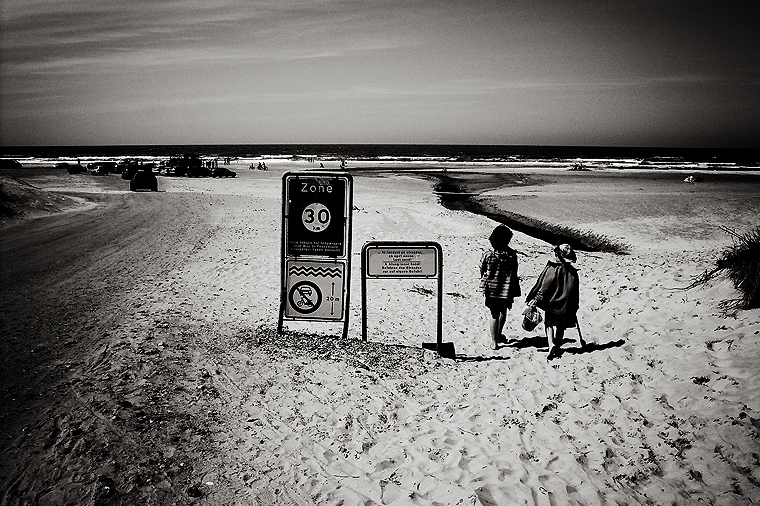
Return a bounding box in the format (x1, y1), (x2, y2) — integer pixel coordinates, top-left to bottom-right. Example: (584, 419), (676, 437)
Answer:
(687, 226), (760, 310)
(489, 210), (631, 254)
(456, 199), (631, 254)
(428, 173), (631, 254)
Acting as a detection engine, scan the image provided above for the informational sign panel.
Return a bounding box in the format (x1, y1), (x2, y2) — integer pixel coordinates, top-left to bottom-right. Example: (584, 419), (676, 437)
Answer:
(279, 172), (353, 337)
(285, 175), (348, 257)
(285, 259), (346, 320)
(365, 244), (439, 278)
(361, 241), (453, 358)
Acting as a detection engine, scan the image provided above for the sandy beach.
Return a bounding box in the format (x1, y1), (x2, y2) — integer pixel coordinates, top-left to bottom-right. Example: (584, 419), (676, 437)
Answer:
(1, 161), (759, 505)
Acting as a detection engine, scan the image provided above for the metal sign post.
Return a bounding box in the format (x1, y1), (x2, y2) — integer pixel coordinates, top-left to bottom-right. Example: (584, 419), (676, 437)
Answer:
(361, 241), (455, 358)
(279, 172), (353, 338)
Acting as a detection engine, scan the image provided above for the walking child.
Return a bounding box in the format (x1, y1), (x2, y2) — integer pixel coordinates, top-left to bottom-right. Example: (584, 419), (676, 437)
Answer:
(480, 225), (521, 350)
(526, 243), (584, 360)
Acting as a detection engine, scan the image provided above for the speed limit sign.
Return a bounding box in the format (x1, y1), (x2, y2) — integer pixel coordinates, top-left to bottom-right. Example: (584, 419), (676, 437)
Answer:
(302, 202), (331, 232)
(280, 172), (353, 336)
(284, 173), (351, 257)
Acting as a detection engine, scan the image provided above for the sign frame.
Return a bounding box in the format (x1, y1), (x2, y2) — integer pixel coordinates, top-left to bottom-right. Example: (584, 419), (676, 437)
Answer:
(283, 258), (347, 321)
(364, 243), (439, 279)
(278, 172), (353, 338)
(361, 241), (454, 358)
(283, 172), (351, 258)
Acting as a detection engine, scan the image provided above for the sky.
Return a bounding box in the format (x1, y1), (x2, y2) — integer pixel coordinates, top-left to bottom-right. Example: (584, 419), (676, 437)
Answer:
(1, 0), (759, 148)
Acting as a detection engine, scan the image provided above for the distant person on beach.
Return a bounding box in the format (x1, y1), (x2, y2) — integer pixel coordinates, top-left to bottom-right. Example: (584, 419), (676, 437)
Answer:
(526, 244), (584, 361)
(480, 225), (521, 350)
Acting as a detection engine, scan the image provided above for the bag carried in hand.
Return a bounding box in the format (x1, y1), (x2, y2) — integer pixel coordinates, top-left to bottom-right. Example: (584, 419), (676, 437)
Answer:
(522, 306), (542, 331)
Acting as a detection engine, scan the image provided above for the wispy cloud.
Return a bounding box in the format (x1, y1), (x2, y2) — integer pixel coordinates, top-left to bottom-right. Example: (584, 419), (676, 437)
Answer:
(2, 0), (417, 76)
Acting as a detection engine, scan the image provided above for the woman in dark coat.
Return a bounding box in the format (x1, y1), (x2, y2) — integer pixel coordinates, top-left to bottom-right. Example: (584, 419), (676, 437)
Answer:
(526, 244), (584, 360)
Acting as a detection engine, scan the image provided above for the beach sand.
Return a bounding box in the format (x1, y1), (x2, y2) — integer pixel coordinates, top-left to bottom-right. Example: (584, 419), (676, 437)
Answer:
(1, 162), (759, 505)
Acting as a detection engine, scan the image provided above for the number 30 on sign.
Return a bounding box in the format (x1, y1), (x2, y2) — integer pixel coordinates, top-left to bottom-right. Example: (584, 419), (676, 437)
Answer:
(302, 202), (331, 232)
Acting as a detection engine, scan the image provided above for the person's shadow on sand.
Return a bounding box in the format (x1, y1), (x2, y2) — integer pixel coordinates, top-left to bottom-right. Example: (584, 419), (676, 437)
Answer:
(457, 354), (513, 363)
(560, 339), (626, 356)
(455, 337), (625, 362)
(499, 335), (626, 358)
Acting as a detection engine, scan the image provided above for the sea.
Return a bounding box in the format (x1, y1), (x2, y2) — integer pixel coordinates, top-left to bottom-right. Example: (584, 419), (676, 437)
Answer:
(2, 144), (758, 252)
(2, 144), (759, 171)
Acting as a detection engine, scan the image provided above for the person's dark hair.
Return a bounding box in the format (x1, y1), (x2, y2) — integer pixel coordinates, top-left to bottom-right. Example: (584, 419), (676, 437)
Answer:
(489, 225), (513, 251)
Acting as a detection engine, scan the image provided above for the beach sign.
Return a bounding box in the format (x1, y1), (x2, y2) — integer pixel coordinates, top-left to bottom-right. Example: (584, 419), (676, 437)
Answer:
(365, 244), (439, 278)
(284, 173), (351, 257)
(361, 241), (455, 358)
(284, 259), (346, 320)
(279, 172), (353, 338)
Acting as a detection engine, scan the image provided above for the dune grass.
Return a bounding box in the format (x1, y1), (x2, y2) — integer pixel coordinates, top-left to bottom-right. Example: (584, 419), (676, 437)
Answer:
(465, 200), (631, 254)
(688, 226), (760, 310)
(435, 189), (630, 254)
(426, 172), (631, 254)
(687, 226), (760, 310)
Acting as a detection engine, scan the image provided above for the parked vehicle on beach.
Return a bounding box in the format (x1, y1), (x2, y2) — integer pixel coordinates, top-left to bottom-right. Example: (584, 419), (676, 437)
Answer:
(212, 167), (237, 178)
(120, 159), (139, 180)
(120, 160), (155, 180)
(164, 154), (203, 177)
(130, 169), (158, 192)
(186, 164), (212, 178)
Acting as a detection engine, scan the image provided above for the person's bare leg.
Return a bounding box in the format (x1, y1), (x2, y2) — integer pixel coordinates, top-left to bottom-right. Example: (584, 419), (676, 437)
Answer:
(498, 310), (507, 342)
(550, 326), (569, 360)
(489, 315), (500, 349)
(546, 325), (557, 359)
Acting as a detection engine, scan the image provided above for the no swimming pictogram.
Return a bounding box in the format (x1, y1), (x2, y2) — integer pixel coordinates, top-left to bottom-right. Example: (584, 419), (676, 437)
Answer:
(284, 259), (346, 321)
(288, 281), (321, 314)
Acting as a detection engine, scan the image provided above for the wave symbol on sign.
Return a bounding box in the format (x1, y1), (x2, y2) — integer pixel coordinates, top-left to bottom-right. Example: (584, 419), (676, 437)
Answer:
(288, 266), (342, 277)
